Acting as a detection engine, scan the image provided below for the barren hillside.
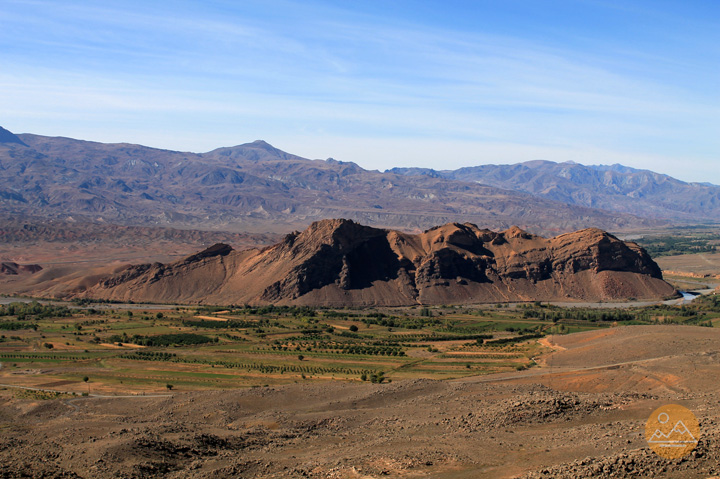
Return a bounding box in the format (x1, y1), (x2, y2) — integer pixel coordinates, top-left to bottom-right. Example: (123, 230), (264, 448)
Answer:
(65, 219), (675, 306)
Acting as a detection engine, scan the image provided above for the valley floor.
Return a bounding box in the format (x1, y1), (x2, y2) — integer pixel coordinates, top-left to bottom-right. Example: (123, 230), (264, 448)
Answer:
(2, 325), (720, 478)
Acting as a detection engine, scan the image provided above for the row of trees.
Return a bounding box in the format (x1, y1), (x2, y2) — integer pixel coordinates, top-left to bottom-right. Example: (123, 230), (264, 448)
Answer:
(0, 301), (74, 320)
(484, 332), (544, 346)
(0, 321), (38, 330)
(196, 304), (318, 317)
(122, 352), (368, 376)
(107, 333), (217, 347)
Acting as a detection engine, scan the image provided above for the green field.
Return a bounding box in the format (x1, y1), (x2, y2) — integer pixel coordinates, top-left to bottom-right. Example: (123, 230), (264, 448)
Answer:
(1, 297), (719, 394)
(634, 225), (720, 257)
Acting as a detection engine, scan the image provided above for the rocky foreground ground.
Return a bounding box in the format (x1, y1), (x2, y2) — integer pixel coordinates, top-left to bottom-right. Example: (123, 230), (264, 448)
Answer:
(2, 325), (720, 478)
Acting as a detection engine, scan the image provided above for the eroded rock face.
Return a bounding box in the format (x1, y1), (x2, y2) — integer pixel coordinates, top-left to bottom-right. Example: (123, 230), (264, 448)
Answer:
(79, 219), (675, 306)
(0, 262), (42, 275)
(258, 220), (400, 302)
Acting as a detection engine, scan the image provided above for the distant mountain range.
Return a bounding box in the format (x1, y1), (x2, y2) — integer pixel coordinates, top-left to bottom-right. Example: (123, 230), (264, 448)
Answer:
(1, 125), (717, 234)
(390, 161), (720, 223)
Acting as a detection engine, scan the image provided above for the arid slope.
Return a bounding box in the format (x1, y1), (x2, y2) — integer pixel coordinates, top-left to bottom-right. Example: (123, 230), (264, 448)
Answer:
(75, 219), (674, 306)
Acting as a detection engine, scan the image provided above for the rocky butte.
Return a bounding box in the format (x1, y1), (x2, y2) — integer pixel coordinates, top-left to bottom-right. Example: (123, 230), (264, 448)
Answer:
(77, 219), (675, 306)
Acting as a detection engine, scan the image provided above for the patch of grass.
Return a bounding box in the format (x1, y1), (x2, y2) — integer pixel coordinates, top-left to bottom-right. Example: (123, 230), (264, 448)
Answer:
(14, 389), (75, 400)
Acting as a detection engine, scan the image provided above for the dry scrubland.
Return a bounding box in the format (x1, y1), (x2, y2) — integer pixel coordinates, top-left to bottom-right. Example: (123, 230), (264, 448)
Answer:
(658, 254), (720, 278)
(2, 297), (720, 477)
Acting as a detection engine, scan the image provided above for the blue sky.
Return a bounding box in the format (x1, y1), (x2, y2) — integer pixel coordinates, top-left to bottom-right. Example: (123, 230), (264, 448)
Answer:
(1, 0), (718, 183)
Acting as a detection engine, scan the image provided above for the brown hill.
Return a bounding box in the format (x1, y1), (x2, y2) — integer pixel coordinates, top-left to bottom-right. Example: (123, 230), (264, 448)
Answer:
(77, 219), (675, 306)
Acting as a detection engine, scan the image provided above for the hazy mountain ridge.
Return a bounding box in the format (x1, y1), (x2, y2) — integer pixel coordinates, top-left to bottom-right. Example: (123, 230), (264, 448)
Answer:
(0, 127), (661, 235)
(389, 160), (720, 221)
(0, 126), (27, 147)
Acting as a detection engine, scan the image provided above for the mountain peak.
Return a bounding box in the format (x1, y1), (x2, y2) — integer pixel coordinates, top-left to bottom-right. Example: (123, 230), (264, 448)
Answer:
(503, 225), (533, 239)
(203, 139), (302, 162)
(245, 140), (275, 149)
(522, 160), (557, 168)
(0, 126), (28, 147)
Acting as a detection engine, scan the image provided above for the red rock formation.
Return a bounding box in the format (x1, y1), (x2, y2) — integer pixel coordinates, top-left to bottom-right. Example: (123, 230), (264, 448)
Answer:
(79, 219), (676, 306)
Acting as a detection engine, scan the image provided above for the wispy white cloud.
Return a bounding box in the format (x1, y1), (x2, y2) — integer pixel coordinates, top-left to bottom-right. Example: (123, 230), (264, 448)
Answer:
(0, 0), (718, 183)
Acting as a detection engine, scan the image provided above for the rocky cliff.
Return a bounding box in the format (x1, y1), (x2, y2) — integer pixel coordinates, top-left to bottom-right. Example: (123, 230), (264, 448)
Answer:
(77, 219), (675, 306)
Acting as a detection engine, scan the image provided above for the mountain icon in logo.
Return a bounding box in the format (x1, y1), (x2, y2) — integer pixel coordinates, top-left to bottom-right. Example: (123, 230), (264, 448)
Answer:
(646, 405), (700, 458)
(648, 420), (698, 446)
